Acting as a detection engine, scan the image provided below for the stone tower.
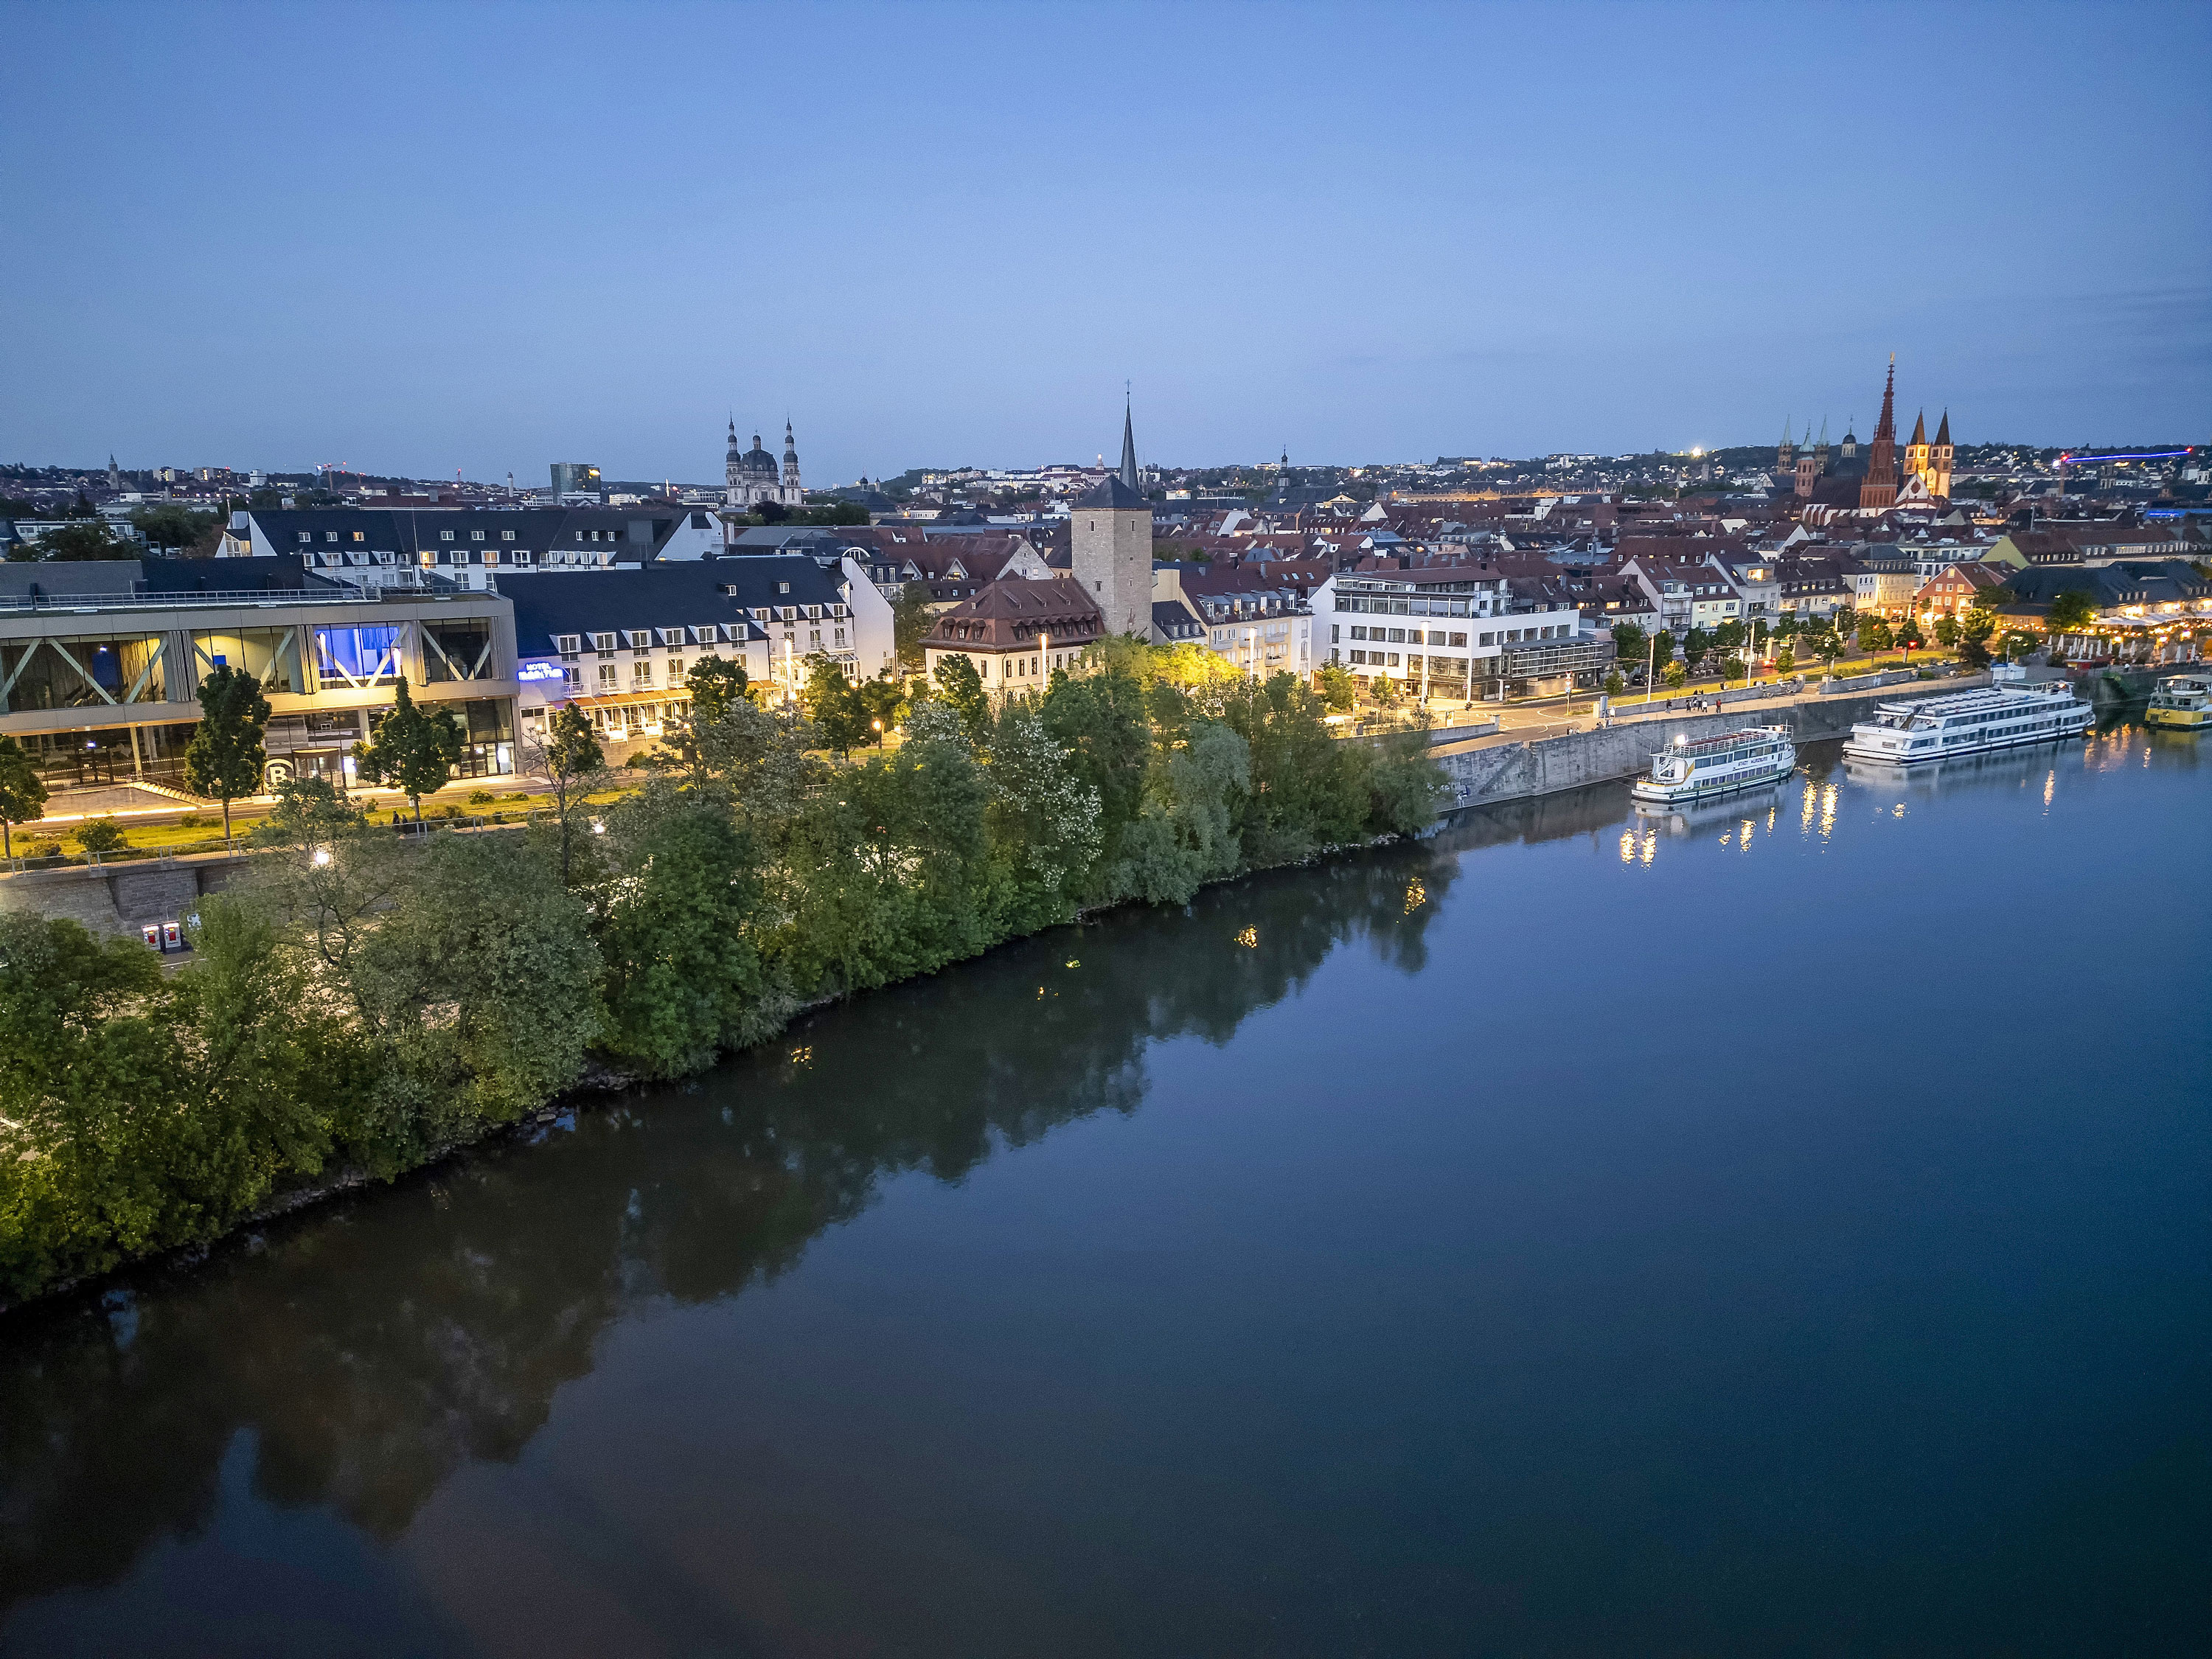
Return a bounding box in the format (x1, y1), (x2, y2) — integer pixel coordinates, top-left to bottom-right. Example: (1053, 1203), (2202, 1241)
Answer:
(1775, 418), (1794, 485)
(1860, 358), (1899, 512)
(1071, 467), (1152, 638)
(1119, 400), (1138, 490)
(1905, 410), (1930, 493)
(782, 420), (801, 493)
(1930, 410), (1953, 499)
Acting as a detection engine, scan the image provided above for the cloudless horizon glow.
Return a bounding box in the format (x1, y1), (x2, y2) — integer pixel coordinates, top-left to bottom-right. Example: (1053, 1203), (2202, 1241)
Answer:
(3, 1), (2207, 487)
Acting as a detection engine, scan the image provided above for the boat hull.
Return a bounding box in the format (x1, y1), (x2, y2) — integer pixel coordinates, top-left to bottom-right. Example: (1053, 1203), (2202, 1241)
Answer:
(1840, 719), (2090, 764)
(2145, 706), (2208, 730)
(1630, 757), (1795, 806)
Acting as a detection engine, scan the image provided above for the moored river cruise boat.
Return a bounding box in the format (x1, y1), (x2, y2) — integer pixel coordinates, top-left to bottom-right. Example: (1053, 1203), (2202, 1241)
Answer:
(1841, 672), (2090, 764)
(1631, 726), (1795, 807)
(2145, 674), (2211, 731)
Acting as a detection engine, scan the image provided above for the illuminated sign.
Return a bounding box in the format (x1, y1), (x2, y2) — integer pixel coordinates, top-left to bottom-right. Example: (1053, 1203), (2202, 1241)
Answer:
(518, 662), (568, 683)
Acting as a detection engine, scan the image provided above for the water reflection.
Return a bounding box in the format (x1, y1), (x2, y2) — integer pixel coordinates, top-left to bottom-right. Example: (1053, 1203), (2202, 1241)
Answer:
(0, 839), (1458, 1607)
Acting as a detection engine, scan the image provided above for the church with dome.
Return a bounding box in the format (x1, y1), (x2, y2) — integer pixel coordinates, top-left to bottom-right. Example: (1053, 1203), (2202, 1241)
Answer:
(725, 418), (804, 510)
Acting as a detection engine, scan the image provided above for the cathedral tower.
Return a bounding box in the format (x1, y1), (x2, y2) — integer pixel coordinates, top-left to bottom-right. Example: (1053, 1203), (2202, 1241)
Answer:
(1905, 410), (1930, 493)
(1859, 358), (1899, 512)
(1775, 417), (1794, 486)
(782, 420), (801, 493)
(1930, 410), (1953, 499)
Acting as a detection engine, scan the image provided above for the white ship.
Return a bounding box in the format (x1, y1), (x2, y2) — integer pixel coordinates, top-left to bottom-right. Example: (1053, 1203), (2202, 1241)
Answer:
(1841, 672), (2090, 764)
(1631, 726), (1795, 806)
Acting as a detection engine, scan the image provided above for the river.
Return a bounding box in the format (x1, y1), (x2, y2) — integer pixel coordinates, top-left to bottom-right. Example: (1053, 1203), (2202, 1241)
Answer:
(2, 724), (2206, 1657)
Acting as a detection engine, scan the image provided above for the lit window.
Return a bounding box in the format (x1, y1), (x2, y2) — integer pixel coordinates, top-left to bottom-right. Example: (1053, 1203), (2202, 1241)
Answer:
(352, 531), (364, 543)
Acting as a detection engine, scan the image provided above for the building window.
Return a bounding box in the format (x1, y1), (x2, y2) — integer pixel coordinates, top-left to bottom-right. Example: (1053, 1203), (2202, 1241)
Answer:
(502, 529), (515, 541)
(325, 532), (339, 543)
(1450, 632), (1467, 647)
(591, 632), (616, 654)
(471, 530), (485, 542)
(440, 531), (455, 542)
(597, 664), (619, 688)
(633, 661), (653, 686)
(298, 532), (312, 543)
(557, 635), (581, 659)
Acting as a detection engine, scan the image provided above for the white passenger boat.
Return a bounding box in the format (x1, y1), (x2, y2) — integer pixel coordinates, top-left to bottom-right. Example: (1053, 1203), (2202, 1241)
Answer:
(1630, 726), (1795, 805)
(1841, 672), (2090, 764)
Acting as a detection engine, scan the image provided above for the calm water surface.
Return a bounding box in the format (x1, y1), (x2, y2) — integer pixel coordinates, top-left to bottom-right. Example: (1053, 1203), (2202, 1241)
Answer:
(3, 726), (2207, 1657)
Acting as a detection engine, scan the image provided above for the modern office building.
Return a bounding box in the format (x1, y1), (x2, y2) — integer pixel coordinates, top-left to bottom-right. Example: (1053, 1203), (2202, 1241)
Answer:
(0, 556), (518, 808)
(550, 462), (602, 500)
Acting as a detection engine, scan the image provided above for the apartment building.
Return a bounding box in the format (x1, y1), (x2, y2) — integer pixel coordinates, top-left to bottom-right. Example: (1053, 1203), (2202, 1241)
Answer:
(1312, 566), (1604, 699)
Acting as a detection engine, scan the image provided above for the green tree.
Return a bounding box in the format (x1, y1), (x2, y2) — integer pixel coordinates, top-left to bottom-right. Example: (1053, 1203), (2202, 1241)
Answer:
(1773, 646), (1795, 676)
(1601, 669), (1625, 698)
(184, 661), (273, 844)
(0, 734), (47, 859)
(797, 498), (870, 526)
(1041, 667), (1150, 890)
(1958, 608), (1997, 646)
(1682, 626), (1711, 671)
(685, 655), (750, 723)
(1663, 660), (1688, 693)
(351, 680), (464, 830)
(526, 703), (605, 886)
(984, 699), (1103, 931)
(1370, 673), (1402, 709)
(1317, 662), (1357, 712)
(1895, 615), (1925, 652)
(892, 585), (936, 672)
(29, 521), (125, 561)
(933, 653), (992, 745)
(1858, 616), (1894, 655)
(855, 673), (905, 745)
(130, 503), (220, 554)
(594, 782), (779, 1077)
(804, 656), (869, 759)
(1610, 621), (1646, 668)
(1933, 615), (1960, 647)
(1647, 630), (1676, 678)
(1714, 619), (1747, 654)
(2048, 589), (2098, 633)
(1718, 654), (1747, 686)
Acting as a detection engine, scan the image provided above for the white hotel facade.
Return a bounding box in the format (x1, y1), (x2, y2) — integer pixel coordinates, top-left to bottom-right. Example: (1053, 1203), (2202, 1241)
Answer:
(1312, 568), (1611, 700)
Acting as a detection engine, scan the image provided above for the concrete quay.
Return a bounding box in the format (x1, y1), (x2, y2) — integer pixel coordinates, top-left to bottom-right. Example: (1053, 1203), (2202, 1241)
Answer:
(1430, 674), (1992, 810)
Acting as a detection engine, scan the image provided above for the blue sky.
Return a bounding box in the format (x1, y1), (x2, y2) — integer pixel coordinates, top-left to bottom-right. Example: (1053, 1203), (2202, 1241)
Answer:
(4, 1), (2206, 487)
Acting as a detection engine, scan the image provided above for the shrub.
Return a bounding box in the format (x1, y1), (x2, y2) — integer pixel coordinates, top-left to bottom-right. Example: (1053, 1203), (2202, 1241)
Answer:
(75, 817), (128, 855)
(467, 789), (495, 806)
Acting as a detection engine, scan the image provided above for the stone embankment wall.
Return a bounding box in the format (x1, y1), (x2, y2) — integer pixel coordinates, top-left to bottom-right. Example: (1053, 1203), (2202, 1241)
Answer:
(1432, 676), (1990, 810)
(0, 852), (260, 941)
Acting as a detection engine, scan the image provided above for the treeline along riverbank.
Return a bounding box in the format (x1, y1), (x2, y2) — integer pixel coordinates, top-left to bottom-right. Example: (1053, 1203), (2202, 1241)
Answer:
(0, 648), (1446, 1307)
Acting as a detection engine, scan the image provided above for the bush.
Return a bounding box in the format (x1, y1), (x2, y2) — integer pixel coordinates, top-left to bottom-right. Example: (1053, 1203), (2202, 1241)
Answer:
(466, 789), (496, 806)
(74, 817), (128, 855)
(178, 813), (203, 828)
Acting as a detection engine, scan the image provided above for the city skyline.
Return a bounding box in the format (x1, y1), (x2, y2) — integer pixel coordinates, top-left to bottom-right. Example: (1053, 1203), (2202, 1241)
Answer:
(2, 1), (2206, 485)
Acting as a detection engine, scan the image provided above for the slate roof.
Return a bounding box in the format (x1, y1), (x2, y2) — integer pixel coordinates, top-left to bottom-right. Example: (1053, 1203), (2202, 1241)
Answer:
(500, 558), (846, 656)
(1073, 476), (1148, 511)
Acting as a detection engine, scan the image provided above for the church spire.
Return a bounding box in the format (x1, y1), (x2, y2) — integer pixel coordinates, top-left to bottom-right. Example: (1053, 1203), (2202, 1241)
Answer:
(1860, 356), (1901, 512)
(1910, 409), (1926, 445)
(1934, 408), (1950, 446)
(1119, 394), (1138, 491)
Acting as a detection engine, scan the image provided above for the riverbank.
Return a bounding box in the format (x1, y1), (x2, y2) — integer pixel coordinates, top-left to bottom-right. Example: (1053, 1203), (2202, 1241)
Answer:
(1432, 674), (1990, 808)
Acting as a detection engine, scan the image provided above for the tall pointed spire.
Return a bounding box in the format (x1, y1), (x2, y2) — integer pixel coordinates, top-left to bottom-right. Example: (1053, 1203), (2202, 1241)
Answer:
(1118, 394), (1138, 490)
(1934, 408), (1950, 446)
(1910, 409), (1926, 445)
(1860, 356), (1901, 511)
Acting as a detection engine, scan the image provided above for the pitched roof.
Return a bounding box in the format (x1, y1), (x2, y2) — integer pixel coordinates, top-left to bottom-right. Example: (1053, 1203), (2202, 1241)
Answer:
(1074, 476), (1147, 511)
(499, 557), (844, 655)
(922, 576), (1106, 652)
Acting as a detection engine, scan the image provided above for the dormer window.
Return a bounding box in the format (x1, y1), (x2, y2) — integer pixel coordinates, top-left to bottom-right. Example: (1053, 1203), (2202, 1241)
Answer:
(440, 530), (455, 543)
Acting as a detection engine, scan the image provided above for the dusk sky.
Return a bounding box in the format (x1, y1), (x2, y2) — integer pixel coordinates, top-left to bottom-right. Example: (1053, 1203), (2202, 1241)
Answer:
(4, 1), (2207, 487)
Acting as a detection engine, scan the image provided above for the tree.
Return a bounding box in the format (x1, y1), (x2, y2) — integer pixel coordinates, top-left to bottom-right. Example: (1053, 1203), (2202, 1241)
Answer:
(2048, 589), (2098, 633)
(933, 653), (991, 745)
(184, 662), (273, 844)
(1933, 615), (1960, 648)
(0, 735), (46, 859)
(1663, 660), (1688, 693)
(855, 673), (905, 745)
(131, 503), (220, 554)
(1858, 617), (1895, 655)
(1958, 608), (1996, 647)
(1648, 630), (1677, 675)
(685, 655), (750, 724)
(1041, 667), (1150, 889)
(1895, 615), (1924, 652)
(351, 679), (464, 829)
(1601, 669), (1624, 698)
(1317, 661), (1357, 712)
(754, 498), (789, 524)
(1683, 627), (1711, 671)
(28, 521), (124, 562)
(1371, 673), (1402, 709)
(1714, 619), (1747, 654)
(804, 655), (870, 758)
(526, 703), (605, 886)
(1718, 655), (1747, 686)
(1610, 622), (1646, 667)
(891, 584), (936, 672)
(1773, 646), (1795, 676)
(798, 498), (870, 526)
